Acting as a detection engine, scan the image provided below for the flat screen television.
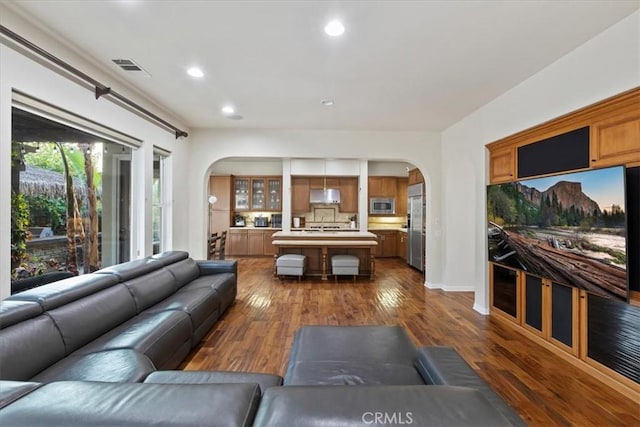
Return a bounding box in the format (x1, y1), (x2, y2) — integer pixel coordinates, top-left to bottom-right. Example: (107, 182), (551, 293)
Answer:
(487, 165), (627, 302)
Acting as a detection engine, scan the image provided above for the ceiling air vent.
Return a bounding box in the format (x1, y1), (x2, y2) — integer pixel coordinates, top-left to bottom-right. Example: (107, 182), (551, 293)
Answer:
(112, 59), (150, 76)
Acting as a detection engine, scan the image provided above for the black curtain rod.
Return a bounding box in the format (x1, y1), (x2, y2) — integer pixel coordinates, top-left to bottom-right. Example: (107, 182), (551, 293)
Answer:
(0, 25), (188, 139)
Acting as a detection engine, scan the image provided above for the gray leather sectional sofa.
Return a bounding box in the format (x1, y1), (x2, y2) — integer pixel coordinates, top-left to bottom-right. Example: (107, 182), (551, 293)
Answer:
(1, 253), (524, 426)
(0, 251), (236, 383)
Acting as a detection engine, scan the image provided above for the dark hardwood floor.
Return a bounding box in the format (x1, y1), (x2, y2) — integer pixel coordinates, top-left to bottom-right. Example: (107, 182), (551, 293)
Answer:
(183, 257), (640, 426)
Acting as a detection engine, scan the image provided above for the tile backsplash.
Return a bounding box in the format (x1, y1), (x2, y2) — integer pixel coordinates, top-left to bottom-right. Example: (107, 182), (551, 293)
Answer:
(298, 204), (354, 227)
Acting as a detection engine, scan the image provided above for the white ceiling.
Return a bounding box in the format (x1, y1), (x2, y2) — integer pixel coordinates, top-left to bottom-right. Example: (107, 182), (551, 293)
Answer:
(4, 1), (638, 132)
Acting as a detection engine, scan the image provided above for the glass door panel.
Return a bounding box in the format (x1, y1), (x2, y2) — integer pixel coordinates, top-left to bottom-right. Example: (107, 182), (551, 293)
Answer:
(267, 178), (281, 211)
(234, 178), (249, 210)
(251, 178), (265, 210)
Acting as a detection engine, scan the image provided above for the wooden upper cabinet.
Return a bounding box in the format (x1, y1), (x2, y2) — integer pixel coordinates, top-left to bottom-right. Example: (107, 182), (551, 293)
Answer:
(291, 177), (310, 214)
(489, 146), (516, 184)
(407, 168), (424, 185)
(590, 113), (640, 168)
(309, 177), (339, 189)
(338, 177), (358, 213)
(396, 178), (408, 215)
(209, 175), (232, 209)
(368, 177), (397, 198)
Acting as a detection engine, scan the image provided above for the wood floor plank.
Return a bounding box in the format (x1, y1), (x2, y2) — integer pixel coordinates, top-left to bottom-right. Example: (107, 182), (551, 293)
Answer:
(182, 257), (640, 426)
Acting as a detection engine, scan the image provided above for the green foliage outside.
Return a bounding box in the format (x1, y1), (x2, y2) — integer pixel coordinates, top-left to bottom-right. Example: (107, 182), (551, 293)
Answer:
(11, 192), (30, 270)
(23, 142), (102, 188)
(26, 195), (67, 233)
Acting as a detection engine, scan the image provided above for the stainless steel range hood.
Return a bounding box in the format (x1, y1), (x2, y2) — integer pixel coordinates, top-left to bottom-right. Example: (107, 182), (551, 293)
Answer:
(309, 188), (341, 204)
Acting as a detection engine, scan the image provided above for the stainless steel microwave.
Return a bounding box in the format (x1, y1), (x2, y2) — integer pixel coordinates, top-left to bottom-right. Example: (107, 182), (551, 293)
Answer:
(370, 197), (395, 214)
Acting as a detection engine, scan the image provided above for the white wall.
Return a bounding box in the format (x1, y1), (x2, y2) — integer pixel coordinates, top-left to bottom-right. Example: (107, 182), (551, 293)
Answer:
(187, 128), (444, 286)
(441, 11), (640, 313)
(0, 8), (191, 299)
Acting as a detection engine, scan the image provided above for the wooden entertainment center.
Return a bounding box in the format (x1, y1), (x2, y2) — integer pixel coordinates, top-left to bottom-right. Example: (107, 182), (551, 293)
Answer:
(486, 87), (639, 396)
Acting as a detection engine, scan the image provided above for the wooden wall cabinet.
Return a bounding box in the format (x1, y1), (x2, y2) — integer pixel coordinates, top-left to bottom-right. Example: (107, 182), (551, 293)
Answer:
(309, 177), (340, 189)
(396, 178), (408, 215)
(338, 177), (358, 213)
(209, 175), (233, 233)
(291, 177), (310, 214)
(407, 168), (424, 185)
(368, 177), (397, 198)
(590, 114), (640, 168)
(234, 176), (282, 212)
(489, 146), (515, 184)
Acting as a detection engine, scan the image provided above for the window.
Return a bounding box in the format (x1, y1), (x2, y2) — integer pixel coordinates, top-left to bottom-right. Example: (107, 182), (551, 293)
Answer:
(152, 149), (169, 254)
(10, 102), (137, 283)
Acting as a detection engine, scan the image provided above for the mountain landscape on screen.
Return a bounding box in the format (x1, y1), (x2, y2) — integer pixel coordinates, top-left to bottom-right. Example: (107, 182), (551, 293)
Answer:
(487, 166), (627, 301)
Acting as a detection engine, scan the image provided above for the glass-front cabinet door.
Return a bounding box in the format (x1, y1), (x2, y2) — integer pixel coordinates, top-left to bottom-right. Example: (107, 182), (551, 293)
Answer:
(267, 178), (281, 211)
(251, 178), (265, 210)
(234, 178), (249, 210)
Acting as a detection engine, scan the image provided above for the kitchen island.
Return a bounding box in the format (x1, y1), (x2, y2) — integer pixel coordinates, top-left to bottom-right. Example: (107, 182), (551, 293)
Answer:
(271, 231), (378, 280)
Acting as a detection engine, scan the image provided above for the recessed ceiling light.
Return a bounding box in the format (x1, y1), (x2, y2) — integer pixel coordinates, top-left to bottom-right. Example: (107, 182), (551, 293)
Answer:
(320, 99), (334, 106)
(324, 20), (345, 37)
(221, 105), (235, 115)
(187, 67), (204, 78)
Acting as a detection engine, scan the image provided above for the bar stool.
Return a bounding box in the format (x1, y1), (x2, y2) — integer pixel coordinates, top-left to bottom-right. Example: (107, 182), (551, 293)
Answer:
(331, 255), (359, 282)
(276, 254), (306, 281)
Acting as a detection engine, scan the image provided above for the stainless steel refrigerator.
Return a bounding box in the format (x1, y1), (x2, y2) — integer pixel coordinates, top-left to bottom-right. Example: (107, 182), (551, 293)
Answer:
(407, 183), (424, 271)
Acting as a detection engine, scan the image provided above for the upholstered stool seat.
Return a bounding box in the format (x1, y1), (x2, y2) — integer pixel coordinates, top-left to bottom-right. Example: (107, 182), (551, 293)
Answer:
(276, 254), (306, 281)
(331, 255), (359, 282)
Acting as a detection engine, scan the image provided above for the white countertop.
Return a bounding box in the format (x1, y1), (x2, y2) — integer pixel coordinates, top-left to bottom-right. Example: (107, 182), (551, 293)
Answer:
(273, 230), (377, 238)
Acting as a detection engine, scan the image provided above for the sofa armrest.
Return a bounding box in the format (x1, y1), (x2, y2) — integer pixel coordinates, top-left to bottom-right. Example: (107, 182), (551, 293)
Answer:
(415, 346), (525, 426)
(0, 381), (42, 409)
(196, 260), (237, 276)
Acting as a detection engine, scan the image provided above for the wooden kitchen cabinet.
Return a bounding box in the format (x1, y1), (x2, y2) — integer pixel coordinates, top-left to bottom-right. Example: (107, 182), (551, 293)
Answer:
(263, 230), (276, 256)
(590, 114), (640, 168)
(234, 176), (282, 212)
(368, 177), (397, 198)
(338, 177), (358, 213)
(247, 229), (264, 255)
(397, 231), (407, 261)
(228, 229), (247, 256)
(395, 178), (408, 215)
(291, 177), (310, 214)
(309, 177), (340, 189)
(489, 146), (516, 184)
(407, 168), (424, 185)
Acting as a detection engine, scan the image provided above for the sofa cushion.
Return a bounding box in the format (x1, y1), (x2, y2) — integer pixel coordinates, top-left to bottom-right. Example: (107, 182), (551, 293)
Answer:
(151, 250), (189, 266)
(46, 284), (137, 354)
(0, 381), (262, 427)
(0, 381), (42, 409)
(32, 349), (155, 383)
(123, 268), (177, 312)
(284, 361), (424, 385)
(284, 325), (422, 385)
(75, 310), (192, 370)
(144, 370), (283, 394)
(253, 385), (515, 427)
(144, 287), (221, 345)
(95, 256), (163, 281)
(182, 273), (237, 311)
(0, 300), (42, 328)
(415, 346), (526, 426)
(0, 315), (65, 380)
(6, 274), (119, 310)
(163, 258), (201, 289)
